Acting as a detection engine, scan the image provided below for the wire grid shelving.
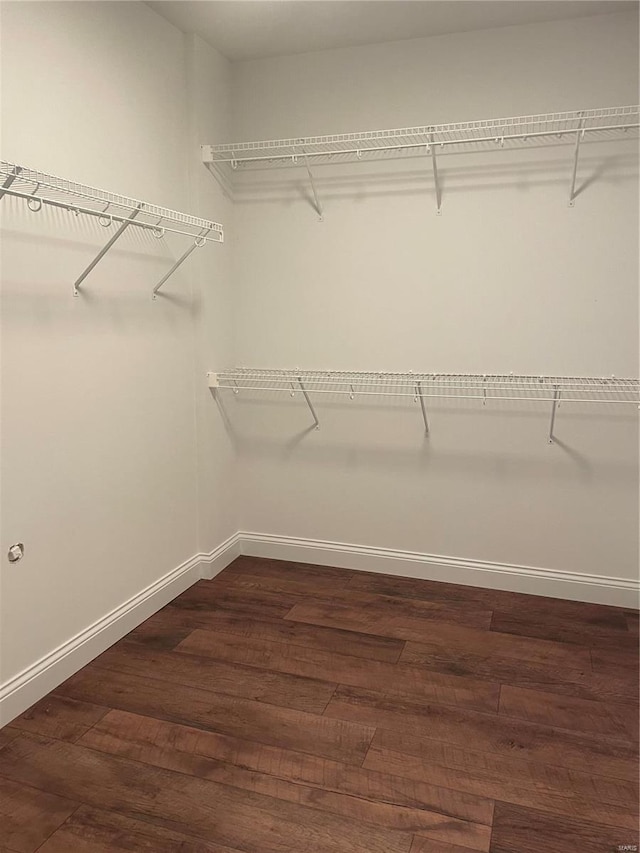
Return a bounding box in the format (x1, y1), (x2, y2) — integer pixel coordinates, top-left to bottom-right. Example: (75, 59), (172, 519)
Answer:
(209, 369), (640, 442)
(202, 105), (639, 169)
(0, 161), (224, 297)
(0, 161), (224, 243)
(210, 368), (639, 403)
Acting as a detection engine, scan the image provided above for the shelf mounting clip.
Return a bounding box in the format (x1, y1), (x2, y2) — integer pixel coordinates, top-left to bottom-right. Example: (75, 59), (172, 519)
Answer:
(73, 202), (143, 296)
(568, 113), (586, 207)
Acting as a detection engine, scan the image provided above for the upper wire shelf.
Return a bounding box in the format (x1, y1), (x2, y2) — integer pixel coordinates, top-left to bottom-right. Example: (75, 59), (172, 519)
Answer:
(0, 161), (224, 297)
(209, 368), (640, 443)
(202, 105), (639, 168)
(0, 162), (223, 242)
(202, 105), (639, 216)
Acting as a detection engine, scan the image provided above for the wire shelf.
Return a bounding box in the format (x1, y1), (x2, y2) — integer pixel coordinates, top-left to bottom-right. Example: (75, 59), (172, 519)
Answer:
(0, 161), (224, 243)
(211, 369), (640, 405)
(202, 105), (639, 170)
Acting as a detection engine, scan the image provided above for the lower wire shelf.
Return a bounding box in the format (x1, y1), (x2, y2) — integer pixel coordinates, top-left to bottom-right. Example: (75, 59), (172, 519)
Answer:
(208, 368), (640, 443)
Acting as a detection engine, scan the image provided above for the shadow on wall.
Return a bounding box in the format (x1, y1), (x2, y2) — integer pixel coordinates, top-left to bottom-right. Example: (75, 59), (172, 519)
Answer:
(212, 391), (638, 486)
(1, 204), (198, 317)
(222, 146), (639, 209)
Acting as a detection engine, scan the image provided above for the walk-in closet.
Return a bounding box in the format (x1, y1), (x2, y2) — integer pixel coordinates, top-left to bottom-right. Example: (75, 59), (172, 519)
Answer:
(1, 2), (639, 850)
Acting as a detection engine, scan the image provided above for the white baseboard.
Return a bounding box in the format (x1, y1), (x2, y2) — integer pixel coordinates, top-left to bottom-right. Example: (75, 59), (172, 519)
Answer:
(239, 531), (640, 609)
(200, 532), (242, 579)
(0, 533), (240, 726)
(2, 528), (636, 727)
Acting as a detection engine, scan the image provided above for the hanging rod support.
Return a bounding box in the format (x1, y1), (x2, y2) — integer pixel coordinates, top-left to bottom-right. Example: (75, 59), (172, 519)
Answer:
(417, 381), (430, 434)
(0, 167), (22, 200)
(152, 228), (210, 299)
(548, 385), (561, 443)
(429, 134), (442, 215)
(73, 204), (143, 296)
(568, 115), (585, 207)
(298, 146), (324, 221)
(298, 377), (320, 429)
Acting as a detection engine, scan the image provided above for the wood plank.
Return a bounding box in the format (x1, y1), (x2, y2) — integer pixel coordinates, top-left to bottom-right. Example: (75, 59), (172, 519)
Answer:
(56, 667), (372, 764)
(491, 609), (634, 648)
(221, 557), (355, 586)
(8, 696), (108, 743)
(125, 617), (193, 651)
(37, 805), (242, 852)
(170, 582), (299, 619)
(365, 748), (638, 829)
(363, 744), (638, 829)
(400, 641), (638, 704)
(221, 571), (493, 628)
(489, 801), (640, 853)
(591, 646), (639, 675)
(499, 685), (639, 741)
(626, 611), (639, 636)
(220, 565), (356, 596)
(80, 708), (494, 825)
(279, 591), (494, 631)
(140, 606), (405, 663)
(284, 598), (493, 639)
(290, 603), (591, 668)
(0, 728), (20, 752)
(325, 685), (639, 781)
(369, 728), (638, 810)
(347, 572), (628, 624)
(411, 841), (480, 853)
(79, 711), (491, 851)
(0, 733), (412, 853)
(175, 629), (499, 712)
(347, 572), (501, 608)
(0, 775), (77, 853)
(89, 640), (337, 714)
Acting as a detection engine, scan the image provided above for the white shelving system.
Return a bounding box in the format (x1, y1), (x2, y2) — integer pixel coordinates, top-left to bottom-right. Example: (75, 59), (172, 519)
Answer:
(202, 104), (639, 215)
(208, 368), (640, 443)
(0, 161), (224, 297)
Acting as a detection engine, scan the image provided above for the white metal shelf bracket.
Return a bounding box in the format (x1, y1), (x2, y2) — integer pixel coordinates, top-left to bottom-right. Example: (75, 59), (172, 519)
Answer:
(568, 114), (585, 207)
(298, 377), (320, 429)
(152, 228), (210, 300)
(295, 145), (324, 221)
(548, 385), (561, 443)
(73, 204), (143, 296)
(416, 381), (430, 434)
(429, 135), (442, 215)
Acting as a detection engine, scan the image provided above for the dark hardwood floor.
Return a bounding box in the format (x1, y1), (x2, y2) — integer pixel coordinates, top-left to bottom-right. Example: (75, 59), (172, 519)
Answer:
(1, 556), (638, 853)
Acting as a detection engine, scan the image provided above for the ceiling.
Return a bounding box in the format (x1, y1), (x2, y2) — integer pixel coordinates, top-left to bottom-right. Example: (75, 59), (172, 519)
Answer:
(146, 0), (637, 61)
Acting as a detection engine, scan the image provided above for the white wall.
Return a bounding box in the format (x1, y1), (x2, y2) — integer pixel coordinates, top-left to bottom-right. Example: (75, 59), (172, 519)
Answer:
(229, 12), (639, 590)
(0, 2), (232, 716)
